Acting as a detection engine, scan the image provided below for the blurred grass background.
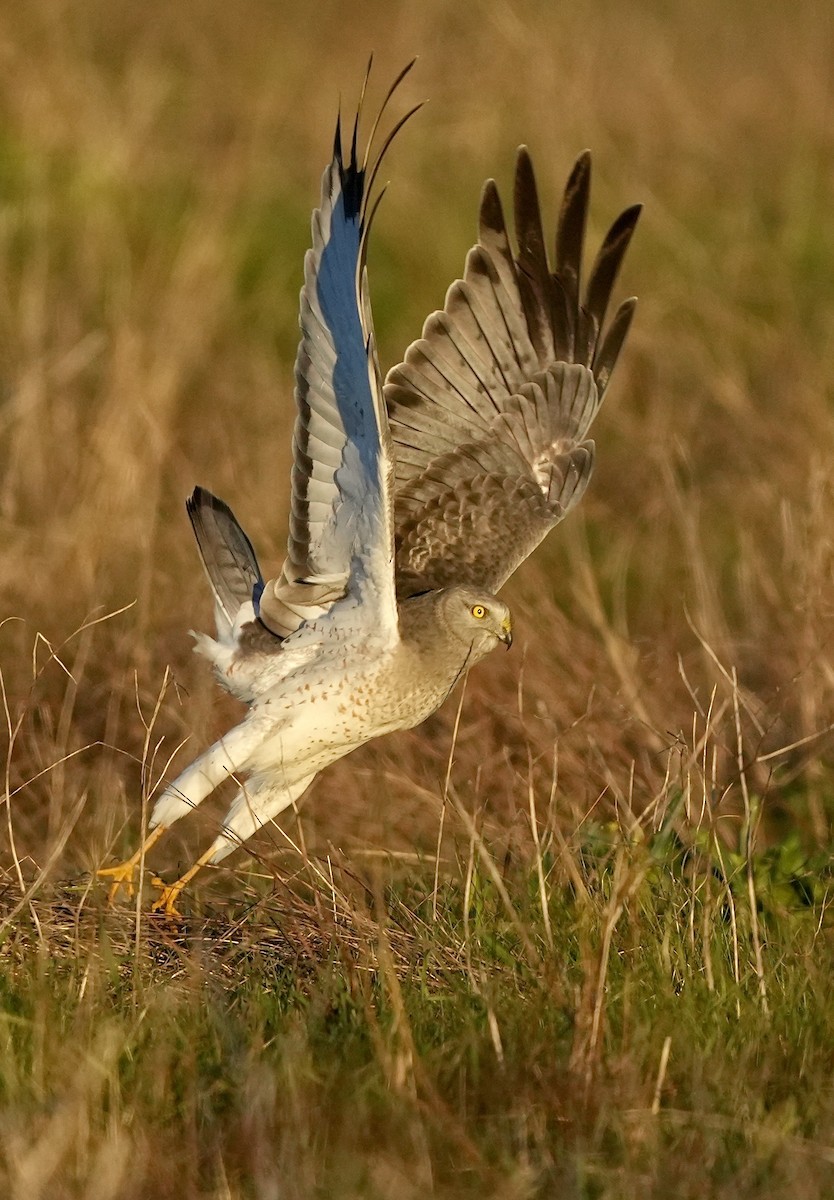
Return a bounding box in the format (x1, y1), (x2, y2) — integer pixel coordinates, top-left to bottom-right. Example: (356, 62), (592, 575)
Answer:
(1, 0), (834, 1196)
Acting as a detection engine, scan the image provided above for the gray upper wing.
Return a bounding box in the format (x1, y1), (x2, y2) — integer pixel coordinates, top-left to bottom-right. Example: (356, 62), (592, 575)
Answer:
(385, 148), (640, 597)
(258, 69), (419, 642)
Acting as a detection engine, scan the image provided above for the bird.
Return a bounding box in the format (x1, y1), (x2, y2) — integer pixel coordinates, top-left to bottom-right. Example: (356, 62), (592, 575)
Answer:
(98, 62), (641, 916)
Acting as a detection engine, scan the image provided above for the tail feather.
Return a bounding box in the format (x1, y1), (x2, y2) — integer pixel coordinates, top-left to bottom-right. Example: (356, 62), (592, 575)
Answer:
(187, 487), (264, 634)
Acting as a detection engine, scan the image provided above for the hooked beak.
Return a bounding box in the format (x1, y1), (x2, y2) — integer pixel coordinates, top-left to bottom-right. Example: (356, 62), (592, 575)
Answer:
(499, 616), (513, 650)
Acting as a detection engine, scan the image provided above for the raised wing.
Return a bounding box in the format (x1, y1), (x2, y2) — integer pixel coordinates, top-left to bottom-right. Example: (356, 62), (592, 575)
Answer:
(385, 148), (640, 597)
(257, 66), (420, 641)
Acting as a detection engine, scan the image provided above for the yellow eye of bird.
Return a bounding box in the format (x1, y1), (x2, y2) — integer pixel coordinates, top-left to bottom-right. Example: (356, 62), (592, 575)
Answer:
(471, 604), (487, 619)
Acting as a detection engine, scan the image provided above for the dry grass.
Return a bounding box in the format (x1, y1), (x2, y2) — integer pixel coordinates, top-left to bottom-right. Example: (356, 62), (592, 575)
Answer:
(1, 0), (834, 1195)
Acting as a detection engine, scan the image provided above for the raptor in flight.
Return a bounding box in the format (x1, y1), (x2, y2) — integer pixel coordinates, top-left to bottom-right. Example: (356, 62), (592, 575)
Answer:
(99, 65), (640, 915)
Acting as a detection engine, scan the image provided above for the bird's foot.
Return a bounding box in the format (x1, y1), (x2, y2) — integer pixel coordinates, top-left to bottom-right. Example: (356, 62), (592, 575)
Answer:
(150, 876), (186, 921)
(97, 827), (167, 906)
(97, 860), (140, 905)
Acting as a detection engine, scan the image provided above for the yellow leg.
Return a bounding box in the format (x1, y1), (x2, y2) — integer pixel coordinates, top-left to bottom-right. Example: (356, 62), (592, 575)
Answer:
(151, 846), (216, 920)
(97, 825), (167, 904)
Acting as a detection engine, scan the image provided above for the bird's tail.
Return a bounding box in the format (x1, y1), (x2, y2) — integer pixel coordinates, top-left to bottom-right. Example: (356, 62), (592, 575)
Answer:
(187, 487), (265, 637)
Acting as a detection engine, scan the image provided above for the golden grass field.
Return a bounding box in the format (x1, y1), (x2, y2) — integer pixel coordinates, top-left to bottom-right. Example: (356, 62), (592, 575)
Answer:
(1, 1), (834, 1196)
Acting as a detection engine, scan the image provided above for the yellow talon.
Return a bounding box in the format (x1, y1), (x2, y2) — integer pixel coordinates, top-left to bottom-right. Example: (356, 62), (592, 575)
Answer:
(149, 846), (215, 920)
(97, 825), (168, 905)
(96, 860), (139, 904)
(151, 879), (186, 921)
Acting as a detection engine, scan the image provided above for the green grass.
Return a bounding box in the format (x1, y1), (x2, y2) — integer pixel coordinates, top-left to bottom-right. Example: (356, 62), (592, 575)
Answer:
(2, 820), (834, 1198)
(2, 0), (834, 1194)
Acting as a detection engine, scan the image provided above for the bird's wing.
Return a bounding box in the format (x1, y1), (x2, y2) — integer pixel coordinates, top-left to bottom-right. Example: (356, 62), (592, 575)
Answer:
(385, 148), (640, 596)
(258, 65), (421, 643)
(187, 486), (264, 637)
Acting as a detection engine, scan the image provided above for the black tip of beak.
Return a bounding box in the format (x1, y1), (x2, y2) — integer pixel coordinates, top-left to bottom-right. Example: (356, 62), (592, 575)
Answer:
(503, 630), (513, 650)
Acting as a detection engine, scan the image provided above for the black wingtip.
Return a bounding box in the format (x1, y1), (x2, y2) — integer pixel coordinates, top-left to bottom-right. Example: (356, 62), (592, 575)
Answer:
(593, 296), (639, 394)
(617, 202), (643, 231)
(515, 144), (533, 177)
(479, 177), (506, 239)
(339, 156), (366, 223)
(187, 485), (239, 527)
(513, 147), (544, 248)
(599, 203), (643, 257)
(350, 109), (360, 172)
(187, 485), (207, 516)
(189, 484), (218, 508)
(328, 61), (422, 229)
(565, 149), (592, 190)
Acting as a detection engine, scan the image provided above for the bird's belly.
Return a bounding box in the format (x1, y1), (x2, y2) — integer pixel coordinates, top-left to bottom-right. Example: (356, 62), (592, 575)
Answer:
(244, 656), (449, 776)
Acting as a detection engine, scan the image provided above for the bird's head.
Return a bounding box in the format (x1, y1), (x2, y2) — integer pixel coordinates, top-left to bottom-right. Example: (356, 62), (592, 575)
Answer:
(437, 586), (513, 659)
